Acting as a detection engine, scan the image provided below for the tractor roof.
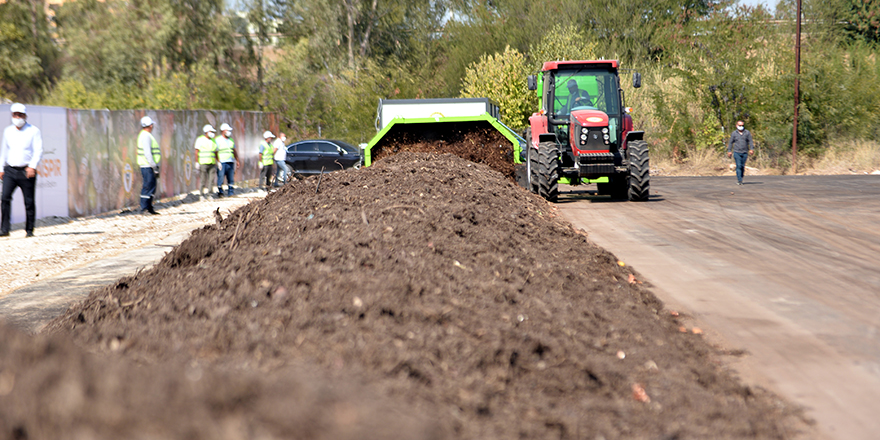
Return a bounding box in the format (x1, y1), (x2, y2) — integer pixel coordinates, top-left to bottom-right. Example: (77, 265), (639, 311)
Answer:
(541, 60), (619, 71)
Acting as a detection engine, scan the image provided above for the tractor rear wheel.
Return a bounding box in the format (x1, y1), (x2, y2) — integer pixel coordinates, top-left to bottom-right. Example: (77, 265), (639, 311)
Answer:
(627, 140), (650, 201)
(537, 141), (560, 202)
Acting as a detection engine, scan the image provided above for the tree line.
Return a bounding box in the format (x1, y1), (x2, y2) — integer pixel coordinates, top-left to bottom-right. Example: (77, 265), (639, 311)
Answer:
(2, 0), (879, 168)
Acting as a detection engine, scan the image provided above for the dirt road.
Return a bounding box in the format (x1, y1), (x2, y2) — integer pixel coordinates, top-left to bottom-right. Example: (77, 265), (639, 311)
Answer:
(557, 175), (880, 440)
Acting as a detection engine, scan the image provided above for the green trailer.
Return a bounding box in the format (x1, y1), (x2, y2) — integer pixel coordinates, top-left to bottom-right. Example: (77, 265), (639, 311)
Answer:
(364, 98), (525, 167)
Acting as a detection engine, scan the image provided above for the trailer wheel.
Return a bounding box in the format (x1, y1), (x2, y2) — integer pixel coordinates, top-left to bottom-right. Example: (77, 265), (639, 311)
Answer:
(610, 175), (629, 199)
(627, 140), (650, 201)
(525, 147), (539, 195)
(537, 141), (560, 202)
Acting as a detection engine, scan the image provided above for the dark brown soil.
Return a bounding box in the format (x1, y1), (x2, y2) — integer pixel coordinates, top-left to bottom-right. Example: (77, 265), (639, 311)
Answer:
(370, 123), (516, 180)
(2, 149), (809, 439)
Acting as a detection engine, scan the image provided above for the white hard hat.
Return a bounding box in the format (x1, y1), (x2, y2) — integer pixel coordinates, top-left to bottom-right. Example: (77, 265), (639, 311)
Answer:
(140, 116), (154, 127)
(263, 130), (275, 139)
(203, 124), (216, 133)
(10, 103), (26, 115)
(220, 123), (232, 132)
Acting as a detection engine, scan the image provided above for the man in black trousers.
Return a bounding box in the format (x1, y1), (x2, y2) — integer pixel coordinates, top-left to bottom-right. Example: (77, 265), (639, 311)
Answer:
(0, 103), (43, 238)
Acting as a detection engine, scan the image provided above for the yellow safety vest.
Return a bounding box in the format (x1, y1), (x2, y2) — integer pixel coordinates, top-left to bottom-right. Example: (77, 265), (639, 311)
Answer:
(260, 141), (274, 166)
(217, 136), (235, 163)
(195, 136), (217, 164)
(137, 130), (161, 167)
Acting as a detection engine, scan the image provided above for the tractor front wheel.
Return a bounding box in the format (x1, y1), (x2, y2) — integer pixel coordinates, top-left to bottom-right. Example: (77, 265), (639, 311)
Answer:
(537, 141), (560, 202)
(627, 140), (650, 201)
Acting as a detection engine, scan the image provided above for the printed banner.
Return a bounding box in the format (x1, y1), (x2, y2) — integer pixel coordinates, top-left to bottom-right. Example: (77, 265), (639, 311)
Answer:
(0, 104), (69, 225)
(66, 109), (278, 217)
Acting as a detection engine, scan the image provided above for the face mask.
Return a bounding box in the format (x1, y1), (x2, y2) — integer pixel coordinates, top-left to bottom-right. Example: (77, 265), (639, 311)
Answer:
(737, 125), (744, 131)
(207, 132), (215, 139)
(12, 117), (25, 128)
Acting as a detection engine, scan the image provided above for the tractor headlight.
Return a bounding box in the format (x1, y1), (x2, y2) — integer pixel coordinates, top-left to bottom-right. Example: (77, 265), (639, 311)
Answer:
(602, 128), (609, 134)
(581, 127), (589, 135)
(603, 134), (610, 140)
(581, 134), (588, 140)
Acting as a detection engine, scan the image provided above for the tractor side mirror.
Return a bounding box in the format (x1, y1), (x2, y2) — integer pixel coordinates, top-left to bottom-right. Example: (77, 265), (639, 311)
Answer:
(633, 72), (642, 89)
(527, 75), (537, 91)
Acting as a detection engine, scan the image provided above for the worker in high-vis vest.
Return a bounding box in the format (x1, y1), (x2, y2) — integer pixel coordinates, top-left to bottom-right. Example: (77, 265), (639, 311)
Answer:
(194, 124), (219, 199)
(273, 132), (290, 187)
(137, 116), (161, 215)
(258, 130), (276, 190)
(216, 123), (239, 197)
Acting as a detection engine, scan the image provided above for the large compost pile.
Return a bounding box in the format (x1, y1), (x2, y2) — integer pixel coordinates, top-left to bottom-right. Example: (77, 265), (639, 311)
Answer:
(0, 149), (809, 439)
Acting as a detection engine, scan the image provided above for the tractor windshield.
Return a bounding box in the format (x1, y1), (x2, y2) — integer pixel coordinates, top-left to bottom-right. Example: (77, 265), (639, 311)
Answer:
(547, 68), (622, 145)
(552, 68), (620, 119)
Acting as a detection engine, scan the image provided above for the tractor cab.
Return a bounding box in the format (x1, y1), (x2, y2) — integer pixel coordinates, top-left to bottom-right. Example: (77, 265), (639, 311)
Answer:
(520, 60), (649, 202)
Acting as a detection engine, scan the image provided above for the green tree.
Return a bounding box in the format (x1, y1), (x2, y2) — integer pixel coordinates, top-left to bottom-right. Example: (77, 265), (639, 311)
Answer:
(588, 0), (716, 63)
(0, 22), (41, 101)
(42, 78), (107, 109)
(278, 0), (445, 71)
(644, 5), (773, 160)
(51, 0), (254, 110)
(840, 0), (880, 44)
(0, 1), (60, 102)
(165, 0), (234, 71)
(528, 24), (598, 66)
(460, 46), (532, 129)
(458, 25), (597, 129)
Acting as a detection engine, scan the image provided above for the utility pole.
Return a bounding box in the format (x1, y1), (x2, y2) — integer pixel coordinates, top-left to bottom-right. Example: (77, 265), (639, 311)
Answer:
(791, 0), (802, 174)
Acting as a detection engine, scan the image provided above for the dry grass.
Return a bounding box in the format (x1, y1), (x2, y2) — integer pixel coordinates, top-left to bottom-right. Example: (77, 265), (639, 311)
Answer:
(650, 140), (880, 177)
(801, 140), (880, 175)
(650, 147), (781, 177)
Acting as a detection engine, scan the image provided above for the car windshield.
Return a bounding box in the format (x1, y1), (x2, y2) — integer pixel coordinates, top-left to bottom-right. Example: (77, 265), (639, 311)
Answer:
(552, 69), (620, 119)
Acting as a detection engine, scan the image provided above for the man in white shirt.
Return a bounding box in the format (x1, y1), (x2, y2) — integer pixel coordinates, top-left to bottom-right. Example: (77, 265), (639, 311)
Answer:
(0, 103), (43, 237)
(273, 132), (290, 186)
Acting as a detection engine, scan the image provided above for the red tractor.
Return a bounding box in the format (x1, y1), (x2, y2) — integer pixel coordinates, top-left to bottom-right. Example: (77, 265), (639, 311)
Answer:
(516, 60), (649, 202)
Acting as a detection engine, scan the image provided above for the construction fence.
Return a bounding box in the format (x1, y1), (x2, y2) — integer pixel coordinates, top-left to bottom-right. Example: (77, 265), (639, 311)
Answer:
(1, 104), (278, 223)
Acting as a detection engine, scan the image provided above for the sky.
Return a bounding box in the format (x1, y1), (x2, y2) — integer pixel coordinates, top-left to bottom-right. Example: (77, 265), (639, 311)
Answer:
(739, 0), (775, 10)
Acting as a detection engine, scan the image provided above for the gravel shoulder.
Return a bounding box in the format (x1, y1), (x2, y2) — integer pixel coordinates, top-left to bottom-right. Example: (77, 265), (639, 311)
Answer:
(0, 191), (260, 298)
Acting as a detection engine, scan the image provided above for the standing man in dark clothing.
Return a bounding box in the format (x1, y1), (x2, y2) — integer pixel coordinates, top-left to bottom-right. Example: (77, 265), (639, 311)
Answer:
(0, 103), (43, 237)
(727, 120), (754, 185)
(137, 116), (161, 214)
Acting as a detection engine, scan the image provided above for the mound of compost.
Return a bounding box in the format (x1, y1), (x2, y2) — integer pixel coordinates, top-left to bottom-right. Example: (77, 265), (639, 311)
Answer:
(12, 153), (805, 439)
(0, 323), (438, 440)
(370, 125), (516, 180)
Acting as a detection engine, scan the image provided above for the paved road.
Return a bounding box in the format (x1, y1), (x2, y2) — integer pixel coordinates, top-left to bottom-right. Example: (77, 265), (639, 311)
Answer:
(557, 175), (880, 440)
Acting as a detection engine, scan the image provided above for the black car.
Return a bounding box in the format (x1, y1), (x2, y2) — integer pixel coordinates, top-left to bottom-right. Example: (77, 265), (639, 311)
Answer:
(285, 139), (362, 177)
